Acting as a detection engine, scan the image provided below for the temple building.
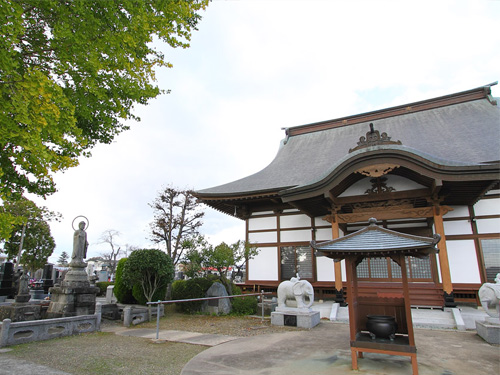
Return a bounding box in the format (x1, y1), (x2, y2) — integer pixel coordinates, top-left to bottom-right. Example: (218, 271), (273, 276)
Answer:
(194, 83), (500, 307)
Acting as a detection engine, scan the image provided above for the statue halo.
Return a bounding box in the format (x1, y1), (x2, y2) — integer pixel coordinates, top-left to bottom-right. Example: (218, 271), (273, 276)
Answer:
(72, 215), (89, 231)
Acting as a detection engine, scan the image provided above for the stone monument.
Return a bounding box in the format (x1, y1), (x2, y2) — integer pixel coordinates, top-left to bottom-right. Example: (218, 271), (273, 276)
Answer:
(271, 275), (320, 328)
(476, 273), (500, 344)
(0, 271), (42, 322)
(202, 282), (232, 315)
(47, 217), (98, 318)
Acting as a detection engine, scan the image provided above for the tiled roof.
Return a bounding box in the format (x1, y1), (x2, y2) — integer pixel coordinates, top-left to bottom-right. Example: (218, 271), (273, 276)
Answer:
(196, 84), (500, 198)
(311, 218), (440, 258)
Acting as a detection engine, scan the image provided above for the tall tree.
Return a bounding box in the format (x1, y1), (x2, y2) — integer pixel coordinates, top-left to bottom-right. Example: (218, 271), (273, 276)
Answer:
(57, 251), (69, 266)
(0, 0), (209, 240)
(98, 229), (122, 277)
(1, 197), (59, 273)
(149, 186), (204, 266)
(202, 240), (259, 295)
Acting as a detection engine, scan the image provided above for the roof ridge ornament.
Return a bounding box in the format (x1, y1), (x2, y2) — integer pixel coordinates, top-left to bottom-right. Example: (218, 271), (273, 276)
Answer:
(349, 123), (402, 153)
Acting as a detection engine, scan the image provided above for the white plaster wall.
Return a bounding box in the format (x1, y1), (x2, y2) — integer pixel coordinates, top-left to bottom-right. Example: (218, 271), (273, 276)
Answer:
(443, 220), (473, 235)
(444, 205), (469, 218)
(387, 222), (428, 229)
(280, 214), (311, 228)
(248, 231), (277, 244)
(339, 175), (425, 197)
(248, 247), (278, 280)
(251, 211), (274, 216)
(316, 256), (334, 281)
(485, 189), (500, 196)
(474, 198), (500, 216)
(447, 240), (481, 283)
(248, 216), (277, 231)
(314, 217), (329, 226)
(476, 218), (500, 234)
(280, 229), (312, 242)
(315, 228), (332, 241)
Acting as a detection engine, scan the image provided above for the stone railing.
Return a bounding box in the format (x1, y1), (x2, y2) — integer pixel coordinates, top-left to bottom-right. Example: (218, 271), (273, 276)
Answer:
(0, 304), (101, 347)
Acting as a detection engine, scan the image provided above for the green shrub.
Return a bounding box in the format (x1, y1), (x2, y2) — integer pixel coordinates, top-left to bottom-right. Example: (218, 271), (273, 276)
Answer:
(113, 258), (136, 304)
(172, 277), (214, 313)
(132, 283), (167, 305)
(95, 281), (113, 296)
(122, 249), (174, 305)
(231, 295), (258, 315)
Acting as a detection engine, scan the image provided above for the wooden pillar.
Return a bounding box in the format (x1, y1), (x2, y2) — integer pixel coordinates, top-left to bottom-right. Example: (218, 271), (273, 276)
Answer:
(433, 206), (456, 307)
(330, 215), (346, 306)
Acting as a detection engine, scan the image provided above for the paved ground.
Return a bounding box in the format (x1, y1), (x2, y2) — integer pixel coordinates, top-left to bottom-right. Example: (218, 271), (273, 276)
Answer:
(180, 323), (500, 375)
(1, 306), (499, 375)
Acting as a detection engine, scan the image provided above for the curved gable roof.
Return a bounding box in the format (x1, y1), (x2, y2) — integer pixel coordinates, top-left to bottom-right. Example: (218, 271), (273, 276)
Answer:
(196, 83), (500, 200)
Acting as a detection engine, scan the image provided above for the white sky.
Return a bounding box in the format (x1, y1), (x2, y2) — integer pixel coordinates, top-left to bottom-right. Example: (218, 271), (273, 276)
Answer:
(30, 0), (499, 263)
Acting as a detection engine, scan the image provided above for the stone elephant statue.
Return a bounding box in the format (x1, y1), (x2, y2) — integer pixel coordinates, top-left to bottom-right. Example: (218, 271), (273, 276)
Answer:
(277, 277), (314, 309)
(478, 273), (500, 319)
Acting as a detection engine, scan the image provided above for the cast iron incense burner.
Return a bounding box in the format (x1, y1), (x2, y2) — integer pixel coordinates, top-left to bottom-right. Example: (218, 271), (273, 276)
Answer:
(366, 315), (398, 341)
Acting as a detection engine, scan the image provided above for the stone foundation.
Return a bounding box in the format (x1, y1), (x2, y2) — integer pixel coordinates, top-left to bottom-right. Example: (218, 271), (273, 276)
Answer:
(476, 319), (500, 345)
(271, 307), (320, 329)
(47, 285), (98, 318)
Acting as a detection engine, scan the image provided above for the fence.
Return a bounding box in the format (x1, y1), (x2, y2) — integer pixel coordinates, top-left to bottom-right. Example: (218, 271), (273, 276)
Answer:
(0, 303), (101, 347)
(147, 292), (272, 339)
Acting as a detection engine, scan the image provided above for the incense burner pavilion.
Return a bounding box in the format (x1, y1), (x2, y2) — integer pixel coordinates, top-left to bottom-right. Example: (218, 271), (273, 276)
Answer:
(194, 83), (500, 307)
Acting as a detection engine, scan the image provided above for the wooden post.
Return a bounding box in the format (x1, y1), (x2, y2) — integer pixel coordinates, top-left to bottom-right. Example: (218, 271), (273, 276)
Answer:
(433, 206), (455, 307)
(330, 215), (346, 305)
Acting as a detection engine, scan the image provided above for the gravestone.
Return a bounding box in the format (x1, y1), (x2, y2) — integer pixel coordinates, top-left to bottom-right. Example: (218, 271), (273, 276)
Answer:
(0, 262), (14, 298)
(202, 282), (231, 315)
(42, 264), (54, 293)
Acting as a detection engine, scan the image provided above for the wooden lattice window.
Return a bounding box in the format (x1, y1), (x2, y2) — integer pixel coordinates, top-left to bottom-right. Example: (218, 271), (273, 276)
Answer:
(280, 246), (313, 280)
(357, 256), (433, 281)
(481, 238), (500, 282)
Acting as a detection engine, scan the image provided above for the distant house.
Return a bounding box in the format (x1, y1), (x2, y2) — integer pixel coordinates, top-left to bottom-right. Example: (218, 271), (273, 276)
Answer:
(194, 83), (500, 307)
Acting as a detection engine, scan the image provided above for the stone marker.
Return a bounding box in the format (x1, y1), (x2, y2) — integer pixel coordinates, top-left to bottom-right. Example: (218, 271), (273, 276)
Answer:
(202, 282), (231, 315)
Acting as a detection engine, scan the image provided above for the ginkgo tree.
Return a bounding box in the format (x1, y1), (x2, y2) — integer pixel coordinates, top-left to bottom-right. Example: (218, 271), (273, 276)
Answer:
(0, 0), (209, 240)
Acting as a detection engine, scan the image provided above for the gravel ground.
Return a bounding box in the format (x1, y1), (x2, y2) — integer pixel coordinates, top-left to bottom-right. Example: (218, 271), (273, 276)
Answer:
(3, 309), (306, 375)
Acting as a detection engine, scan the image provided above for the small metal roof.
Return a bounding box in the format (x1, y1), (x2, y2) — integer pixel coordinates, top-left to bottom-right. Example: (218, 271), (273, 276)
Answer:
(311, 218), (440, 259)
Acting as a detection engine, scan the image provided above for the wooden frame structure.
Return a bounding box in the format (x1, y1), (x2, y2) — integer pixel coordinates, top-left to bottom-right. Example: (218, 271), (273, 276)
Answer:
(311, 218), (441, 374)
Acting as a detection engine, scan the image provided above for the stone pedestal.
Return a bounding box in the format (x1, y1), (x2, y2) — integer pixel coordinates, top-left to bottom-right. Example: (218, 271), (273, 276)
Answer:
(0, 303), (41, 322)
(47, 265), (98, 318)
(271, 307), (320, 329)
(476, 319), (500, 345)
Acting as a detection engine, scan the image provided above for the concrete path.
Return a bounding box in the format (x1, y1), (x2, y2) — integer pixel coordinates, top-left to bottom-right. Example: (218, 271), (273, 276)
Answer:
(180, 323), (500, 375)
(111, 327), (240, 346)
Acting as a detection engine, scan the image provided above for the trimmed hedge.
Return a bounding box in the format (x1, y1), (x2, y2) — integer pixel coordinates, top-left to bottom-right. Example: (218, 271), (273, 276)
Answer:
(171, 278), (214, 313)
(230, 284), (257, 315)
(113, 258), (136, 304)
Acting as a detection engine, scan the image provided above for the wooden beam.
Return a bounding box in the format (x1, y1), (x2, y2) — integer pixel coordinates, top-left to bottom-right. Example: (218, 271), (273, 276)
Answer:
(335, 189), (431, 205)
(433, 206), (453, 295)
(337, 206), (453, 223)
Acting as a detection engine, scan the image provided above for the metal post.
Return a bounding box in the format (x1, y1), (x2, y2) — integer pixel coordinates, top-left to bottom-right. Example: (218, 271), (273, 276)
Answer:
(261, 290), (264, 322)
(156, 300), (161, 340)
